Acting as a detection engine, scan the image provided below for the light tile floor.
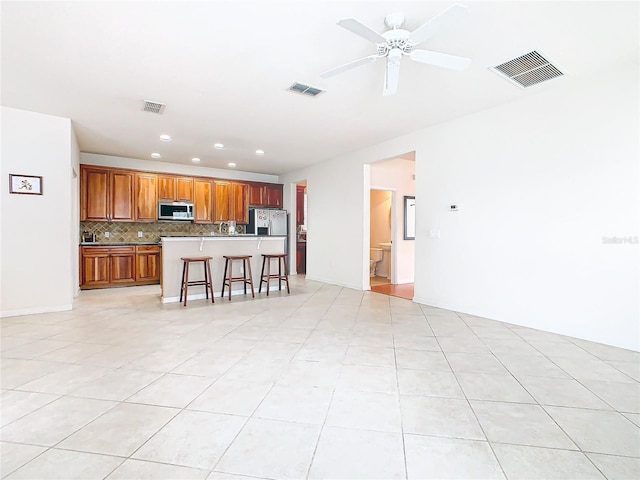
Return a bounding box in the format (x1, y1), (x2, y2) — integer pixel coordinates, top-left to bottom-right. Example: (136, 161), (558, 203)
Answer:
(1, 277), (639, 479)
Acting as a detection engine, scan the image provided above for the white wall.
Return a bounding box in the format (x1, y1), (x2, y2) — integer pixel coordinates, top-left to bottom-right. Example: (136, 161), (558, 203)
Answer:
(82, 153), (279, 183)
(1, 107), (77, 316)
(282, 62), (639, 351)
(371, 157), (416, 284)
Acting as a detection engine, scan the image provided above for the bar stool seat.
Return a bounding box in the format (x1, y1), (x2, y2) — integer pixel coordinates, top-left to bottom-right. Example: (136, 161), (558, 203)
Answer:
(180, 256), (214, 306)
(259, 254), (290, 296)
(221, 255), (255, 300)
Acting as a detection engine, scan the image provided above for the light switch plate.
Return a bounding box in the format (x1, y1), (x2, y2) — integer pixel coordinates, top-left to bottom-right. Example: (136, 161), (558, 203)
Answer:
(137, 231), (143, 238)
(104, 232), (110, 238)
(429, 229), (441, 239)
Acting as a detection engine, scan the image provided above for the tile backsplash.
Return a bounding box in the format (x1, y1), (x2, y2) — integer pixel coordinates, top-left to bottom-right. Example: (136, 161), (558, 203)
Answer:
(80, 221), (245, 244)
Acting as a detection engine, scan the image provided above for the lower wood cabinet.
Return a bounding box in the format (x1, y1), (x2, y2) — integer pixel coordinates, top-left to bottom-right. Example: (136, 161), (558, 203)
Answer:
(135, 245), (161, 283)
(296, 242), (306, 274)
(81, 245), (160, 289)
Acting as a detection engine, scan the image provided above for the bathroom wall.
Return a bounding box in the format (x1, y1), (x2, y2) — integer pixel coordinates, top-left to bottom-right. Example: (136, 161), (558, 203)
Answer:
(370, 190), (391, 248)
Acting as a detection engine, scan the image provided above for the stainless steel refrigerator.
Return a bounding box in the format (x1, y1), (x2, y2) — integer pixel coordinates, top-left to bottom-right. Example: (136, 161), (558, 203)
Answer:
(247, 208), (287, 236)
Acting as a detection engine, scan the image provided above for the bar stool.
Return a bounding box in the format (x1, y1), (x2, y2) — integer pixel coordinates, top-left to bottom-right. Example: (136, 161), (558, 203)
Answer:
(259, 254), (290, 296)
(179, 257), (214, 307)
(221, 255), (255, 301)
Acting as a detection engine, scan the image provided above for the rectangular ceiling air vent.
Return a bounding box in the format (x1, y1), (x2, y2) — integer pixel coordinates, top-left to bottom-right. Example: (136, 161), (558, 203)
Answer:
(288, 82), (324, 97)
(490, 50), (564, 88)
(142, 100), (166, 114)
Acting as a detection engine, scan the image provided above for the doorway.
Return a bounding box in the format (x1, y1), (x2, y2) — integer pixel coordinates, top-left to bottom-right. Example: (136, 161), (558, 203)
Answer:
(367, 154), (416, 299)
(295, 182), (307, 275)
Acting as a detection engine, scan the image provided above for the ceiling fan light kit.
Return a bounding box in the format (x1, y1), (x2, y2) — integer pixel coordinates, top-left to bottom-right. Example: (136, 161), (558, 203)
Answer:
(321, 4), (472, 96)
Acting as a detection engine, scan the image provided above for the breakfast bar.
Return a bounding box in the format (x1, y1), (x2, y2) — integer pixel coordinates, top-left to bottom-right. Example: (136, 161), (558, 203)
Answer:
(160, 235), (287, 303)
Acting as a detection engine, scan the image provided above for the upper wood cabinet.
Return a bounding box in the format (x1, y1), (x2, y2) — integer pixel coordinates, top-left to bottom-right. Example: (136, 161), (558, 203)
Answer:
(296, 185), (305, 226)
(81, 166), (109, 221)
(176, 177), (194, 202)
(213, 180), (231, 223)
(214, 180), (249, 224)
(135, 173), (157, 222)
(265, 183), (283, 208)
(248, 182), (283, 208)
(231, 182), (249, 224)
(194, 179), (213, 224)
(158, 175), (176, 201)
(249, 183), (264, 206)
(109, 171), (135, 222)
(80, 164), (282, 224)
(81, 166), (134, 222)
(158, 175), (194, 202)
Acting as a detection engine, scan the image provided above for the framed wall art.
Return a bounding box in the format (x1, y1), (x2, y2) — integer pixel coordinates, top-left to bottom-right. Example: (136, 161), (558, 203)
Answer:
(9, 174), (43, 195)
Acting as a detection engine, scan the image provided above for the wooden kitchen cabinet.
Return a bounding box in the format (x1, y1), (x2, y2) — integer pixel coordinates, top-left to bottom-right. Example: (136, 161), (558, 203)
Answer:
(296, 185), (305, 226)
(135, 245), (160, 283)
(80, 247), (111, 287)
(81, 166), (134, 222)
(110, 247), (136, 284)
(265, 183), (283, 208)
(81, 245), (160, 289)
(231, 182), (249, 224)
(81, 166), (109, 221)
(249, 183), (265, 206)
(109, 170), (135, 221)
(158, 175), (194, 202)
(213, 180), (249, 224)
(176, 177), (194, 202)
(158, 175), (176, 201)
(213, 180), (231, 223)
(81, 246), (135, 288)
(194, 179), (213, 224)
(296, 243), (306, 274)
(248, 182), (283, 208)
(135, 173), (157, 222)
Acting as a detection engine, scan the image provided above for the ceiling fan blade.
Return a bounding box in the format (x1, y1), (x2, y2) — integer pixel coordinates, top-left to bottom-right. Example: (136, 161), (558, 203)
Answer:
(408, 4), (469, 46)
(337, 18), (387, 44)
(383, 60), (400, 96)
(320, 54), (383, 78)
(410, 49), (471, 71)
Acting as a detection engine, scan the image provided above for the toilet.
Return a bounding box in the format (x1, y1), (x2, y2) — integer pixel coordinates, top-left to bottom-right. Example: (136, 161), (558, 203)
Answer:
(369, 248), (383, 277)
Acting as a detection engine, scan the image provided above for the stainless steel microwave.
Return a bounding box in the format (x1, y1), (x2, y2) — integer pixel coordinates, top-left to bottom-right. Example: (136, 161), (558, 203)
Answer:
(158, 202), (194, 221)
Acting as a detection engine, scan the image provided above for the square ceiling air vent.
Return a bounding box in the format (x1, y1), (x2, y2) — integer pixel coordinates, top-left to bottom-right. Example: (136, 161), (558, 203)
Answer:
(143, 100), (166, 114)
(288, 82), (324, 97)
(490, 50), (564, 88)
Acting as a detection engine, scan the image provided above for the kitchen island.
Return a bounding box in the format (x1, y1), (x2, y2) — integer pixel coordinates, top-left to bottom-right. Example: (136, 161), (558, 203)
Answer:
(160, 235), (286, 303)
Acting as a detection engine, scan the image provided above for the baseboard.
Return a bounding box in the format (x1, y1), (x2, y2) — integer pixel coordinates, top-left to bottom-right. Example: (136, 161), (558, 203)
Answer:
(304, 275), (363, 291)
(1, 304), (73, 318)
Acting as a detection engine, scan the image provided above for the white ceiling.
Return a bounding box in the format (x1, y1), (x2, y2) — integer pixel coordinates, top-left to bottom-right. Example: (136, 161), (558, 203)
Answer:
(2, 1), (637, 175)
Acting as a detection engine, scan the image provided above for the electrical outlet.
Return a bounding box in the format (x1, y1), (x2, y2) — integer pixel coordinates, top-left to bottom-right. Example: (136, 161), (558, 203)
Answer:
(210, 231), (216, 236)
(104, 232), (110, 238)
(137, 231), (143, 238)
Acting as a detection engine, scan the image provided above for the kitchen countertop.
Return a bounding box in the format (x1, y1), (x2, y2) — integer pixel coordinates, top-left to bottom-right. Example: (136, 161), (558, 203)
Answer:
(80, 242), (161, 246)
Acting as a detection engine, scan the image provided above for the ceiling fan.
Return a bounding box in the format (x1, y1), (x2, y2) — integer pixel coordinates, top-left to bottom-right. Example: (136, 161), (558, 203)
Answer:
(321, 4), (471, 96)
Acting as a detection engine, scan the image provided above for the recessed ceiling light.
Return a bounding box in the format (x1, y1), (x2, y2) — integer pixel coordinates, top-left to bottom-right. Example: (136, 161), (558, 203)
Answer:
(214, 143), (224, 149)
(159, 134), (172, 142)
(151, 153), (161, 158)
(192, 158), (201, 163)
(255, 149), (265, 156)
(228, 162), (236, 168)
